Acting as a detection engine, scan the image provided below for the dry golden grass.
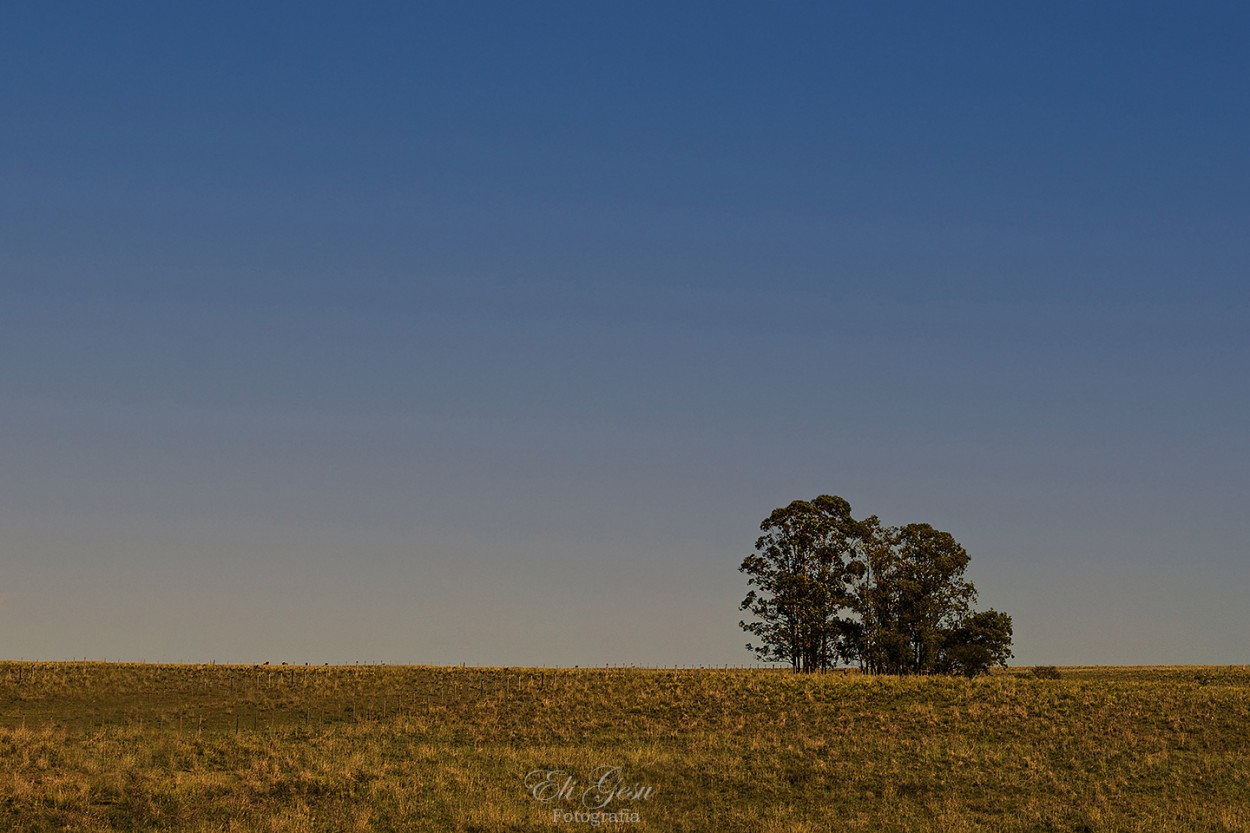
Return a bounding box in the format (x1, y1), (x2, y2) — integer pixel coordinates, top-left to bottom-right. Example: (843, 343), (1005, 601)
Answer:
(1, 662), (1248, 831)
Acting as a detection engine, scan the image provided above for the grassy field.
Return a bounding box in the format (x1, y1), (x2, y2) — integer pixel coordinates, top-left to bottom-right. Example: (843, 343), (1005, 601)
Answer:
(1, 662), (1247, 832)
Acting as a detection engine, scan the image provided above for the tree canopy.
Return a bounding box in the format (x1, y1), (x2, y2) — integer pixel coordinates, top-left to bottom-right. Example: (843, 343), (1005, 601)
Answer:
(739, 495), (1012, 675)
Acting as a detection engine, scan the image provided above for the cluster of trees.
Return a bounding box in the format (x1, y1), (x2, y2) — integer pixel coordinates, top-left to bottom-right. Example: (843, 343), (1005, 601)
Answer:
(739, 495), (1013, 676)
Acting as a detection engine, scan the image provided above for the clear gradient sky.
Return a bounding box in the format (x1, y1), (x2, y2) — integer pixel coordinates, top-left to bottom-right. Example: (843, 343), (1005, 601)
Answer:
(2, 3), (1247, 666)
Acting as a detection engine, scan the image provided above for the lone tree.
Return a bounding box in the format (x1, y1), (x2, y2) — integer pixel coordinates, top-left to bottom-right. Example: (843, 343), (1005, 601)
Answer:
(740, 495), (1012, 675)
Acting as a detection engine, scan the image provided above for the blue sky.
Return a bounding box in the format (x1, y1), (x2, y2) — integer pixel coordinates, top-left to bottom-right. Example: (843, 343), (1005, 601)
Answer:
(2, 2), (1247, 665)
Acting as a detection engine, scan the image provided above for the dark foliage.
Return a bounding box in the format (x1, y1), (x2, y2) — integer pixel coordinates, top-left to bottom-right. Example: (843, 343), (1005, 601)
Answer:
(740, 495), (1013, 675)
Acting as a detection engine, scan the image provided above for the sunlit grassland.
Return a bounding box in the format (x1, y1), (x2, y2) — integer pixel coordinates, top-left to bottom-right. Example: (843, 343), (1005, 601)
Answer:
(1, 662), (1248, 831)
